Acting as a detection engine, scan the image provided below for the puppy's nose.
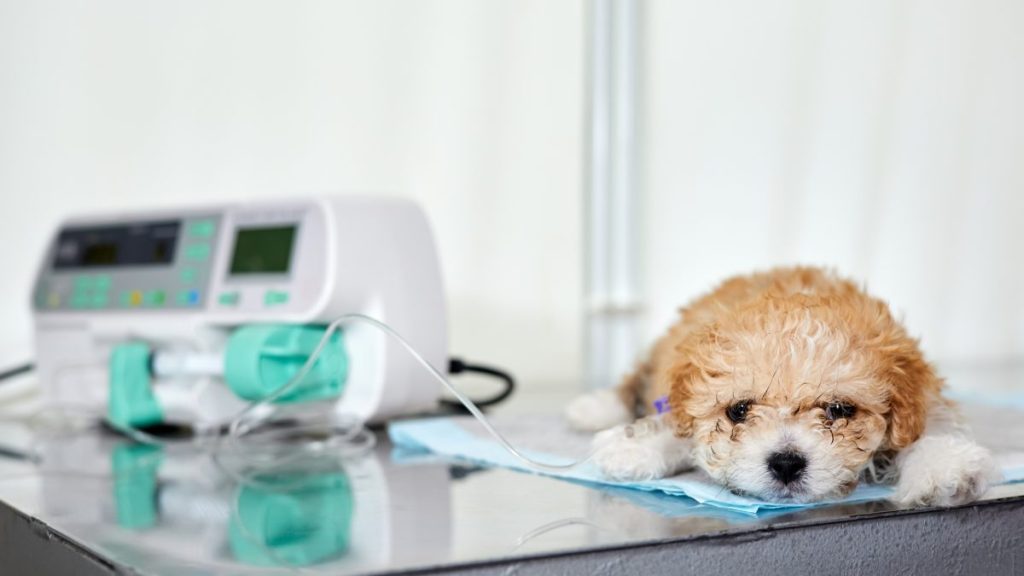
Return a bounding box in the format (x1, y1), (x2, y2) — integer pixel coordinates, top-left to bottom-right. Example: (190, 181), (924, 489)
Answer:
(767, 451), (807, 485)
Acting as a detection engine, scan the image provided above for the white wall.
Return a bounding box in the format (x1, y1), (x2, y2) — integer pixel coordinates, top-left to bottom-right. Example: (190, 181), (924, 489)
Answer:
(640, 0), (1024, 368)
(0, 0), (584, 386)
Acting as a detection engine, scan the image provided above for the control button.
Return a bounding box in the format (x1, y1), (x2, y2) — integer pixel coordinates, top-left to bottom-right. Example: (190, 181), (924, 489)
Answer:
(91, 293), (109, 308)
(264, 290), (289, 306)
(218, 292), (240, 306)
(184, 243), (211, 262)
(143, 290), (166, 307)
(187, 219), (216, 238)
(46, 292), (61, 308)
(70, 293), (91, 309)
(179, 268), (198, 283)
(176, 289), (201, 306)
(121, 291), (143, 307)
(73, 275), (111, 290)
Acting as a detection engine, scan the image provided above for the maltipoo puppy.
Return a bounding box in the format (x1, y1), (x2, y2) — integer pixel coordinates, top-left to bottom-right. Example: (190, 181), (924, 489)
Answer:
(566, 267), (997, 505)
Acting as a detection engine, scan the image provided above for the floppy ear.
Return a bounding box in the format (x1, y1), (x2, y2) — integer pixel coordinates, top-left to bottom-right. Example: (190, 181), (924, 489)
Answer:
(879, 340), (939, 450)
(666, 358), (699, 437)
(665, 324), (729, 438)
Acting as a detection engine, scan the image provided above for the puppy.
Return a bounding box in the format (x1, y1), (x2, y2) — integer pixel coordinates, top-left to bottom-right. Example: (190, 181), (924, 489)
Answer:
(567, 267), (998, 505)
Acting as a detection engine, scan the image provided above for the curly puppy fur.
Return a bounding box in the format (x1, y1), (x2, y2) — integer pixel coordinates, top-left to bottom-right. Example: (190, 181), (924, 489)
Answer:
(566, 266), (999, 505)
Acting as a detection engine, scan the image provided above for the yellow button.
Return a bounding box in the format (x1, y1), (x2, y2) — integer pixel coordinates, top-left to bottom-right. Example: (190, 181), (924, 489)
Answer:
(129, 291), (142, 306)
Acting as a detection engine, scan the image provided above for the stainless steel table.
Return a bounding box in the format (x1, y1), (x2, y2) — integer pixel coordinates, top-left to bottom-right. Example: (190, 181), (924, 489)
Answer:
(0, 368), (1021, 575)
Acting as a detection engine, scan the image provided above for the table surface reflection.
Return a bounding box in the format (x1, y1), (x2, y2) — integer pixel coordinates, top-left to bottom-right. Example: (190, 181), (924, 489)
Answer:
(0, 366), (1021, 575)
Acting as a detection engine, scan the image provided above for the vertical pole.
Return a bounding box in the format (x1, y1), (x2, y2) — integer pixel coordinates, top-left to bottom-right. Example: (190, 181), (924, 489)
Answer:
(585, 0), (642, 390)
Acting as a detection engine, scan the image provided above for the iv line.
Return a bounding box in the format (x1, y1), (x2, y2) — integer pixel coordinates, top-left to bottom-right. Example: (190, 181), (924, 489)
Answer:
(226, 314), (594, 473)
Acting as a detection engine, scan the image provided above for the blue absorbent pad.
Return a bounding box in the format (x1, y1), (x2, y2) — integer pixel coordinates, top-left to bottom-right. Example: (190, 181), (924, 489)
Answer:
(388, 404), (1024, 516)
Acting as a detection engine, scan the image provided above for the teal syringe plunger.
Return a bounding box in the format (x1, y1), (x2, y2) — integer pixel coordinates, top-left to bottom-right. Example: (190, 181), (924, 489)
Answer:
(108, 325), (348, 430)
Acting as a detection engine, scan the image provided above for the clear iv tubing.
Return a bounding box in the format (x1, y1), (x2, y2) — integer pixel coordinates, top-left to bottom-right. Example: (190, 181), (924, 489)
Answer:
(226, 314), (594, 473)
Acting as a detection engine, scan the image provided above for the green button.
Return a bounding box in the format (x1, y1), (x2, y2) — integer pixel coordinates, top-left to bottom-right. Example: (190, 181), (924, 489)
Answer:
(71, 294), (92, 309)
(92, 293), (109, 308)
(218, 292), (240, 306)
(73, 275), (111, 290)
(264, 290), (289, 306)
(187, 219), (216, 238)
(143, 290), (166, 307)
(180, 268), (198, 283)
(184, 243), (211, 262)
(73, 276), (94, 290)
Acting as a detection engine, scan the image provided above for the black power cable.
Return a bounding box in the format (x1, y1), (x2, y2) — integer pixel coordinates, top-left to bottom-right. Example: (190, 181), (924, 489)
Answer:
(0, 362), (33, 382)
(441, 357), (516, 410)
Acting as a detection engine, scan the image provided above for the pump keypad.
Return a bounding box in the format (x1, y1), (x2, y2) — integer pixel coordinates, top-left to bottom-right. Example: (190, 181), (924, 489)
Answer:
(35, 216), (220, 312)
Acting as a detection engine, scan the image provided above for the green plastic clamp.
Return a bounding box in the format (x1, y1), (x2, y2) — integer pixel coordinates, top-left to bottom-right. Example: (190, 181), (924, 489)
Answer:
(228, 471), (353, 566)
(223, 325), (348, 404)
(111, 443), (163, 530)
(108, 343), (164, 429)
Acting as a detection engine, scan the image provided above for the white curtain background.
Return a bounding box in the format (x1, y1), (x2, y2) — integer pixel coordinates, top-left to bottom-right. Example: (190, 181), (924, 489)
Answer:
(2, 0), (1021, 391)
(640, 0), (1024, 375)
(0, 0), (584, 387)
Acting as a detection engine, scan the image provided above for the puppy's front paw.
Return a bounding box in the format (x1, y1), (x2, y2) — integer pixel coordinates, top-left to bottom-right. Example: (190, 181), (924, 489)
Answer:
(591, 421), (691, 481)
(592, 426), (672, 481)
(895, 435), (1000, 507)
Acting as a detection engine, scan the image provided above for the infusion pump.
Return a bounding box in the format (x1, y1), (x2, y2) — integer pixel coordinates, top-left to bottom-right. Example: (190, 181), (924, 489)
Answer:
(30, 196), (447, 425)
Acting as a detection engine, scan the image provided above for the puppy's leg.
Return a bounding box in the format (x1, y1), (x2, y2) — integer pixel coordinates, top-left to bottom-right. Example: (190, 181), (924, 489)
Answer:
(894, 402), (1000, 506)
(592, 415), (694, 481)
(565, 364), (647, 432)
(565, 389), (633, 432)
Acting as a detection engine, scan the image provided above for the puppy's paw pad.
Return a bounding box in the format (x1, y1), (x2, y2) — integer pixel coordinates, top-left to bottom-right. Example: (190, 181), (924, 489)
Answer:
(591, 426), (672, 481)
(895, 437), (999, 507)
(565, 389), (632, 432)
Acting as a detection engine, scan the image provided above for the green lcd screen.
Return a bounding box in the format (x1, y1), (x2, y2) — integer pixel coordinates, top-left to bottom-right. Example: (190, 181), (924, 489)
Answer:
(229, 225), (297, 275)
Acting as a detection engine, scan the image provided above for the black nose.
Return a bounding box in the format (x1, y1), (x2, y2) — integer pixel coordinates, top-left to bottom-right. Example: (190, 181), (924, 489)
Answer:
(767, 451), (807, 485)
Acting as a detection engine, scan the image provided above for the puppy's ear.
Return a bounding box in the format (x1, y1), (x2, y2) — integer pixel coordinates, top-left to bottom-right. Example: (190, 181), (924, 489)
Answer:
(879, 339), (939, 450)
(665, 325), (729, 437)
(666, 358), (699, 437)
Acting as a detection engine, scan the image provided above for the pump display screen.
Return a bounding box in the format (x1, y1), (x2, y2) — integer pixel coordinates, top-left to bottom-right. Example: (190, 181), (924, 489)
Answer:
(229, 225), (297, 275)
(53, 221), (180, 269)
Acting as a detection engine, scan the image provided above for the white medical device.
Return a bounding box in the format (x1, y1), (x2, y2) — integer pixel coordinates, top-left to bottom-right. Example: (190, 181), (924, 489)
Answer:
(31, 196), (447, 425)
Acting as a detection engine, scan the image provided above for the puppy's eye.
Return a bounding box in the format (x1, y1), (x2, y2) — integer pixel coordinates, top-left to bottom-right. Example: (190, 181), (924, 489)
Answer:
(726, 400), (752, 423)
(825, 402), (856, 421)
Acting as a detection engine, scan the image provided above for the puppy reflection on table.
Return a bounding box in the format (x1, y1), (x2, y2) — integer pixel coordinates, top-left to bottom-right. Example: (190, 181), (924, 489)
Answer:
(567, 267), (997, 506)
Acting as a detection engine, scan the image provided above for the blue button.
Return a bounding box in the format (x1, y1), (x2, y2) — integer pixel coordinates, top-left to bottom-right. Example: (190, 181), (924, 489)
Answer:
(177, 289), (201, 306)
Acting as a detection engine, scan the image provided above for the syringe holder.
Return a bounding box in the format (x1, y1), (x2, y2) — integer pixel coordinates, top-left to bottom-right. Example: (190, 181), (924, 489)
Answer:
(108, 343), (164, 429)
